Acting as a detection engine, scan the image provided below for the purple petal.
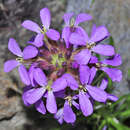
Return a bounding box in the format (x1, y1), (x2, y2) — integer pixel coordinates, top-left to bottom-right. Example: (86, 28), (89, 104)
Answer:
(74, 13), (92, 26)
(86, 85), (108, 102)
(69, 33), (86, 46)
(91, 24), (97, 36)
(40, 8), (51, 29)
(22, 20), (41, 33)
(46, 91), (57, 114)
(23, 45), (38, 60)
(33, 68), (47, 86)
(28, 64), (36, 87)
(107, 94), (118, 102)
(101, 54), (122, 66)
(101, 67), (122, 82)
(62, 73), (78, 90)
(79, 65), (90, 85)
(62, 27), (71, 48)
(72, 61), (79, 69)
(23, 87), (46, 104)
(92, 44), (115, 56)
(4, 60), (19, 72)
(75, 27), (89, 42)
(35, 99), (46, 114)
(63, 101), (76, 123)
(88, 67), (97, 84)
(72, 101), (79, 110)
(32, 34), (44, 47)
(8, 38), (23, 57)
(54, 90), (66, 98)
(79, 91), (93, 116)
(18, 65), (30, 85)
(89, 26), (109, 43)
(99, 79), (108, 90)
(63, 13), (74, 26)
(54, 108), (64, 124)
(74, 49), (91, 65)
(89, 56), (98, 64)
(52, 77), (67, 92)
(22, 86), (32, 106)
(46, 29), (60, 41)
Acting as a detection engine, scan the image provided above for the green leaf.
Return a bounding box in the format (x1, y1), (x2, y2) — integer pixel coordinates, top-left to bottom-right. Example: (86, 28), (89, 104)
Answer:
(107, 117), (130, 130)
(120, 110), (130, 118)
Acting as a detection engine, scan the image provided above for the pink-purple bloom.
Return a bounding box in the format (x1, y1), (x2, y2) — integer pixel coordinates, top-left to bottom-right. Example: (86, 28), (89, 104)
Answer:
(62, 13), (92, 48)
(22, 8), (60, 47)
(4, 7), (122, 124)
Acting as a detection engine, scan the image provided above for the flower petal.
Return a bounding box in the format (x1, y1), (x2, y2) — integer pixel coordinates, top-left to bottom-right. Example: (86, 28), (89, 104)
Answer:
(46, 29), (60, 41)
(63, 101), (76, 123)
(18, 65), (30, 85)
(62, 27), (71, 48)
(28, 64), (36, 87)
(23, 45), (38, 60)
(32, 34), (44, 47)
(79, 91), (93, 116)
(54, 108), (64, 124)
(74, 49), (91, 65)
(52, 77), (67, 92)
(35, 99), (46, 114)
(24, 87), (46, 104)
(8, 38), (23, 57)
(40, 8), (51, 29)
(79, 65), (90, 85)
(54, 90), (66, 98)
(86, 85), (108, 102)
(22, 86), (32, 106)
(22, 20), (41, 33)
(92, 44), (115, 56)
(69, 33), (86, 46)
(88, 67), (97, 84)
(33, 68), (47, 86)
(107, 94), (118, 102)
(89, 56), (98, 64)
(101, 54), (122, 66)
(4, 60), (19, 72)
(63, 13), (74, 26)
(101, 67), (122, 82)
(99, 79), (108, 90)
(72, 100), (79, 110)
(89, 26), (109, 43)
(62, 73), (78, 90)
(91, 24), (97, 36)
(74, 13), (92, 26)
(75, 27), (89, 42)
(46, 91), (57, 114)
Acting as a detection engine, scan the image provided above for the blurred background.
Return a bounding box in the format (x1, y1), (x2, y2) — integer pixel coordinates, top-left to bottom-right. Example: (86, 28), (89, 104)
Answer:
(0, 0), (130, 130)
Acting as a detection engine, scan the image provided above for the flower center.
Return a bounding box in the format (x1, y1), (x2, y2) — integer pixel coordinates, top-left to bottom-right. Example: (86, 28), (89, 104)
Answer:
(16, 57), (23, 63)
(51, 53), (66, 68)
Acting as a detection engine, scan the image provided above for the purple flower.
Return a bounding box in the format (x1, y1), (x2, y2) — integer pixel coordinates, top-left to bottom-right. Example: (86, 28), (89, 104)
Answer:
(89, 54), (122, 82)
(22, 86), (46, 114)
(55, 96), (79, 124)
(23, 68), (57, 114)
(78, 65), (117, 116)
(4, 38), (38, 85)
(62, 13), (92, 48)
(70, 25), (115, 65)
(22, 8), (60, 47)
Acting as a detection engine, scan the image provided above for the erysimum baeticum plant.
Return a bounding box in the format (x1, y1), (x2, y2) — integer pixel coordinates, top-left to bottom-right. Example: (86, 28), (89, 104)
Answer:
(4, 7), (122, 124)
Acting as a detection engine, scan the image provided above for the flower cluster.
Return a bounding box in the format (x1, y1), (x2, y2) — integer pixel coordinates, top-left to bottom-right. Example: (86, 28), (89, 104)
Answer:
(4, 8), (122, 124)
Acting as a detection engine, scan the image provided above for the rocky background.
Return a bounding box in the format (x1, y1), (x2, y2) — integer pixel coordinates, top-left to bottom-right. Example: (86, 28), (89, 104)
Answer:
(0, 0), (130, 130)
